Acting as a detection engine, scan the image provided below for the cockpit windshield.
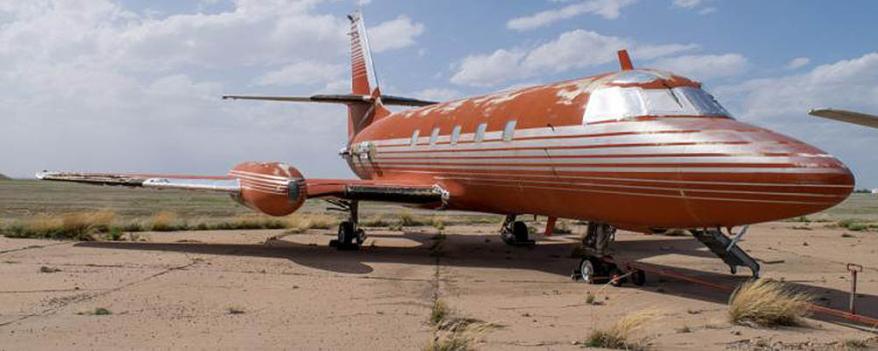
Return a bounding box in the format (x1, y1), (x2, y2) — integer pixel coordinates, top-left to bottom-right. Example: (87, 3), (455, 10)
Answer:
(584, 86), (731, 123)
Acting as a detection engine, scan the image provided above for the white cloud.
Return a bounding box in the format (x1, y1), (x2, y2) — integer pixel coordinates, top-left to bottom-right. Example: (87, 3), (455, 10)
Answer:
(507, 0), (636, 31)
(452, 49), (527, 87)
(256, 61), (345, 86)
(673, 0), (701, 8)
(451, 29), (696, 87)
(697, 7), (716, 15)
(716, 53), (878, 120)
(650, 53), (748, 80)
(785, 57), (811, 70)
(673, 0), (716, 15)
(367, 15), (425, 53)
(412, 88), (462, 102)
(0, 0), (357, 178)
(713, 53), (878, 186)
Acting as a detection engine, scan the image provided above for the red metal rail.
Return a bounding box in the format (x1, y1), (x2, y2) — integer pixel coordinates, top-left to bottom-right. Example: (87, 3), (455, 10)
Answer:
(603, 258), (878, 328)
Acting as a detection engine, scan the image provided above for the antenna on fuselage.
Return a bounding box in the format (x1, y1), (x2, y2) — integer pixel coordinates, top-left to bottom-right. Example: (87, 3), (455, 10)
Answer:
(617, 49), (634, 71)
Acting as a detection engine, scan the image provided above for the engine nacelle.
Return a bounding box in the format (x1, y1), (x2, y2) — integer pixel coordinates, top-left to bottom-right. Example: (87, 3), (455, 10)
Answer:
(228, 162), (306, 216)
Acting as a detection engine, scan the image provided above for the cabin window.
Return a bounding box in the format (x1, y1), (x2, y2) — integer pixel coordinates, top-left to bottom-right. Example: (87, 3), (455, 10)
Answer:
(429, 127), (440, 146)
(450, 125), (462, 145)
(502, 120), (516, 142)
(410, 129), (419, 146)
(475, 123), (487, 143)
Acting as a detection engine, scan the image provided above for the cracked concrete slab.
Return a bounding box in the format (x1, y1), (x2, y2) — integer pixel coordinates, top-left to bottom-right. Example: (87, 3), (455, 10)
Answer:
(1, 223), (876, 350)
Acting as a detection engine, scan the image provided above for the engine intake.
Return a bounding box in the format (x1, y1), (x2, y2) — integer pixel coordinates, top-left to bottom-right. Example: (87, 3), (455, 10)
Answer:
(228, 162), (306, 216)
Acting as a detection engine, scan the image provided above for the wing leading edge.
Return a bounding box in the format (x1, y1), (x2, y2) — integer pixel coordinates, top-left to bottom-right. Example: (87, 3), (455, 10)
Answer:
(809, 108), (878, 129)
(221, 94), (437, 107)
(36, 171), (444, 204)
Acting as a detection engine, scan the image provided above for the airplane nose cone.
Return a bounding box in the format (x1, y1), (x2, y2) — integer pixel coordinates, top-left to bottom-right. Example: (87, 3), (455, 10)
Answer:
(678, 121), (855, 226)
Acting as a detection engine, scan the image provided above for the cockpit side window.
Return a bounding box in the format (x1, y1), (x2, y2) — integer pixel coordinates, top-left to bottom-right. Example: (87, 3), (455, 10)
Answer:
(675, 87), (730, 117)
(584, 86), (731, 124)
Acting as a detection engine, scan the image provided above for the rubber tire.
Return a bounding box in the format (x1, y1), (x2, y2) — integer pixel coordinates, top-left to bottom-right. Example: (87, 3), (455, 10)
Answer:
(579, 257), (596, 283)
(512, 221), (529, 242)
(631, 270), (646, 286)
(580, 257), (605, 284)
(338, 221), (354, 246)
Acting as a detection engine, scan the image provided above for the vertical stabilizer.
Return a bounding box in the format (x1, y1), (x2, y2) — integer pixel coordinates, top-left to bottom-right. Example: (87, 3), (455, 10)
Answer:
(348, 11), (379, 95)
(346, 11), (389, 139)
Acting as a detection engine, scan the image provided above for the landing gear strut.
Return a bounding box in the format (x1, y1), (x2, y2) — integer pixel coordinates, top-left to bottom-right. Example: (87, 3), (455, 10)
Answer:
(573, 222), (645, 287)
(500, 215), (535, 246)
(327, 199), (365, 250)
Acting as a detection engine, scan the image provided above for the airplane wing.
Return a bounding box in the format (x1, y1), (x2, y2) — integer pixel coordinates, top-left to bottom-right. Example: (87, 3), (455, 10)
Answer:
(809, 108), (878, 129)
(36, 170), (445, 204)
(222, 94), (438, 107)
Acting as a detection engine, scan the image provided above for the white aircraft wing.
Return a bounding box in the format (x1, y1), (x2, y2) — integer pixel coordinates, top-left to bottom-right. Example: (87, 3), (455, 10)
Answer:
(809, 108), (878, 129)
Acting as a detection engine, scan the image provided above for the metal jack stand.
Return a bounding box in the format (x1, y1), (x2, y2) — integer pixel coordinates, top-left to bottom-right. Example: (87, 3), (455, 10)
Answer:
(847, 263), (863, 314)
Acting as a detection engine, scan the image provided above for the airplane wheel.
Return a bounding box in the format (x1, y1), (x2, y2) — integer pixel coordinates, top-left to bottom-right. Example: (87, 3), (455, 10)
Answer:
(579, 257), (604, 284)
(631, 270), (646, 286)
(512, 221), (529, 242)
(337, 221), (355, 248)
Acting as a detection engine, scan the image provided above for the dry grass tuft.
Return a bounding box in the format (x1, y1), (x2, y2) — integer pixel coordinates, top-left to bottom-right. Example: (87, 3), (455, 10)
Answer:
(728, 278), (813, 327)
(284, 214), (337, 233)
(431, 299), (449, 326)
(360, 216), (392, 227)
(149, 211), (180, 231)
(425, 299), (499, 351)
(841, 338), (869, 350)
(6, 211), (116, 240)
(584, 309), (662, 350)
(78, 307), (112, 316)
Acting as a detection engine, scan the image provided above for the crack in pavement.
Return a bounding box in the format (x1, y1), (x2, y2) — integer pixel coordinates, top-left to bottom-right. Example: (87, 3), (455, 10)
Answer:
(0, 241), (72, 255)
(0, 288), (105, 294)
(0, 258), (200, 328)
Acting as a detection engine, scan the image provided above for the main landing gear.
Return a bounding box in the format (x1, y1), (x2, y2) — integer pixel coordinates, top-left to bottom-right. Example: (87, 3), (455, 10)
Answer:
(327, 199), (365, 250)
(500, 215), (535, 247)
(573, 222), (645, 287)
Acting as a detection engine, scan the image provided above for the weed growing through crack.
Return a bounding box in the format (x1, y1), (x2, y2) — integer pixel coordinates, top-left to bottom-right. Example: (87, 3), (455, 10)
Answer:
(78, 307), (112, 316)
(728, 279), (812, 327)
(584, 309), (661, 350)
(425, 299), (499, 351)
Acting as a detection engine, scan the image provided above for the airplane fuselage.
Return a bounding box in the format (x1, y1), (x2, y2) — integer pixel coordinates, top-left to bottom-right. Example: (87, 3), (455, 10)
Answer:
(347, 70), (854, 232)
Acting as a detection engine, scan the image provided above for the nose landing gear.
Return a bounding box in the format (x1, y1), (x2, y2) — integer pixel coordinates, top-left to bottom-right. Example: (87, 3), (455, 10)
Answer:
(573, 222), (646, 287)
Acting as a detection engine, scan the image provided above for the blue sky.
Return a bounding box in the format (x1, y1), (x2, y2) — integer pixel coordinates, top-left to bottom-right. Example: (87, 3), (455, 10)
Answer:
(1, 0), (877, 187)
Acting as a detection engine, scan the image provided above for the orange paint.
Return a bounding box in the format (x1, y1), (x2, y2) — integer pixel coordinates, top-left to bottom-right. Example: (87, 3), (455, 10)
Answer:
(228, 162), (305, 216)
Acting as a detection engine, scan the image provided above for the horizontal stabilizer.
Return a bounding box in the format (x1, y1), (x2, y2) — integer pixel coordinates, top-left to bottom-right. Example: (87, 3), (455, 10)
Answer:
(222, 94), (437, 107)
(809, 108), (878, 129)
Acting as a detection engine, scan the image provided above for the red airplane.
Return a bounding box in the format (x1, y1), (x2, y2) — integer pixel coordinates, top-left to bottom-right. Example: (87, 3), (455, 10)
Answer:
(38, 12), (854, 284)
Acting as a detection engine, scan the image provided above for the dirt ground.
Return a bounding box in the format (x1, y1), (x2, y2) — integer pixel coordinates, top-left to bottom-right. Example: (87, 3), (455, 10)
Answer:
(1, 222), (877, 350)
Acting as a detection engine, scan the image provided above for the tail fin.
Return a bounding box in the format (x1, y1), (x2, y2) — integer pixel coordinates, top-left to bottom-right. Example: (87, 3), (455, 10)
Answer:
(346, 11), (390, 138)
(348, 11), (377, 96)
